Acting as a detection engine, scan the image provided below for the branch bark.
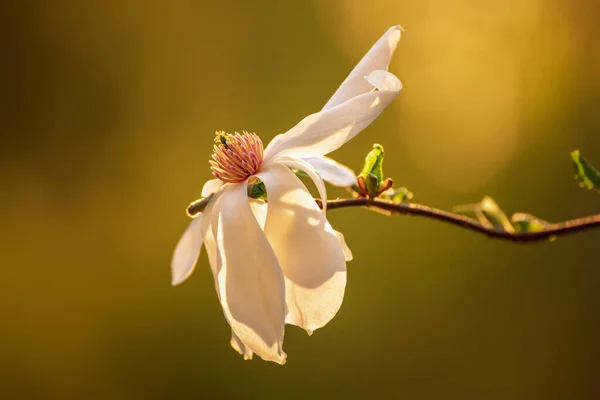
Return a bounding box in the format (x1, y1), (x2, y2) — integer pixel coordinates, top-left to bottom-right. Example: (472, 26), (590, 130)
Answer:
(319, 197), (600, 243)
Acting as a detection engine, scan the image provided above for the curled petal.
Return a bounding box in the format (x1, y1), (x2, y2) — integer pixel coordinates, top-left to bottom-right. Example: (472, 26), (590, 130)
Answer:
(367, 69), (402, 92)
(323, 25), (402, 111)
(303, 156), (357, 188)
(269, 155), (328, 212)
(257, 164), (347, 335)
(263, 70), (402, 161)
(202, 179), (224, 197)
(214, 182), (287, 364)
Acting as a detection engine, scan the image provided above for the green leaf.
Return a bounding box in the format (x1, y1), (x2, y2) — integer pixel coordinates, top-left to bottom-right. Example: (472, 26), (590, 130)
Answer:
(454, 196), (515, 232)
(571, 150), (600, 192)
(380, 187), (414, 203)
(248, 180), (267, 199)
(477, 196), (515, 232)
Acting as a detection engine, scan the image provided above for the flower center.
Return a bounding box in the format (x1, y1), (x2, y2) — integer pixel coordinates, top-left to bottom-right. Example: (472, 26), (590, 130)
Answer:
(210, 131), (264, 183)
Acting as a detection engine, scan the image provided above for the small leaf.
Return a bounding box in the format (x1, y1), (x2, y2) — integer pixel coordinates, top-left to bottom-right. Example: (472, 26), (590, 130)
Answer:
(570, 150), (600, 192)
(454, 196), (515, 232)
(510, 212), (549, 232)
(248, 180), (267, 199)
(380, 187), (414, 203)
(478, 197), (515, 232)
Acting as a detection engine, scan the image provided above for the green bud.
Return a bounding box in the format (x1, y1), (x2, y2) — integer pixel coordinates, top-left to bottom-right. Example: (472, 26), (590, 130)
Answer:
(571, 150), (600, 192)
(365, 173), (380, 197)
(186, 193), (215, 217)
(357, 144), (393, 197)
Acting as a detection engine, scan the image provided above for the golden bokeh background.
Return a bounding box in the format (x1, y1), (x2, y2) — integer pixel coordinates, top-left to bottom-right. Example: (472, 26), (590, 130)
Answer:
(2, 1), (599, 398)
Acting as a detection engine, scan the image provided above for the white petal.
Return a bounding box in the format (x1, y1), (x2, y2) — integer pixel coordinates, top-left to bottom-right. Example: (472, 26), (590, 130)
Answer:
(334, 230), (353, 262)
(201, 191), (223, 279)
(231, 331), (253, 360)
(248, 199), (268, 229)
(201, 179), (223, 197)
(214, 182), (287, 364)
(303, 156), (357, 187)
(171, 213), (205, 286)
(269, 155), (327, 212)
(367, 69), (402, 92)
(200, 194), (257, 361)
(263, 70), (402, 161)
(171, 179), (223, 287)
(323, 25), (402, 111)
(257, 164), (347, 335)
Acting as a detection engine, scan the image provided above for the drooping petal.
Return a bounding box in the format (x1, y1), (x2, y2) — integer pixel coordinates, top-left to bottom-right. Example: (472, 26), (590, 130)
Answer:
(199, 193), (256, 361)
(171, 214), (205, 286)
(248, 199), (353, 262)
(201, 179), (224, 197)
(268, 155), (328, 211)
(172, 188), (222, 286)
(201, 191), (223, 279)
(303, 156), (357, 187)
(334, 230), (353, 262)
(249, 199), (267, 229)
(323, 25), (403, 111)
(214, 182), (287, 364)
(263, 70), (402, 161)
(231, 331), (253, 360)
(257, 164), (347, 335)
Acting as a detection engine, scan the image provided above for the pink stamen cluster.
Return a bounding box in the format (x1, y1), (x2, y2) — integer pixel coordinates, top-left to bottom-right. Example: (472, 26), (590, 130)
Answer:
(210, 131), (264, 183)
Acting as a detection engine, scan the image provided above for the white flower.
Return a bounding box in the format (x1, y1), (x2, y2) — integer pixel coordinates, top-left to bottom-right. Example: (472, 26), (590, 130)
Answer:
(171, 26), (402, 364)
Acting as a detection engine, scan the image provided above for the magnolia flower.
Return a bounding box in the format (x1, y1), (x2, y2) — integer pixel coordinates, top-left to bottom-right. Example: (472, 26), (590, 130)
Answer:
(172, 26), (403, 364)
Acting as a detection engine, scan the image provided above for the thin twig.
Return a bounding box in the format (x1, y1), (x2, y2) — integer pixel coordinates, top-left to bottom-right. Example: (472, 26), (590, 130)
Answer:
(319, 197), (600, 243)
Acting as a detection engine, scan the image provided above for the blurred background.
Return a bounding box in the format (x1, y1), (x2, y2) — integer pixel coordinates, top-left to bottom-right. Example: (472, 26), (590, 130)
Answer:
(2, 0), (600, 398)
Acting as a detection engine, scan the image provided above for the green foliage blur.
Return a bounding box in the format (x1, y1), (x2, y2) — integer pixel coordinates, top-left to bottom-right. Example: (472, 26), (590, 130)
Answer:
(1, 1), (600, 398)
(571, 150), (600, 192)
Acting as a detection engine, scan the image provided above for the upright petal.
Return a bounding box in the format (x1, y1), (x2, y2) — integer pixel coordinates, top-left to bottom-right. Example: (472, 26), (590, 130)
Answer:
(257, 164), (347, 335)
(171, 213), (205, 286)
(214, 182), (287, 364)
(201, 179), (224, 197)
(323, 25), (402, 111)
(263, 70), (402, 161)
(303, 156), (357, 188)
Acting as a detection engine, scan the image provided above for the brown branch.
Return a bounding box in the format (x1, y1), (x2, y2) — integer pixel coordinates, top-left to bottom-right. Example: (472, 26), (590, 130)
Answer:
(319, 197), (600, 243)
